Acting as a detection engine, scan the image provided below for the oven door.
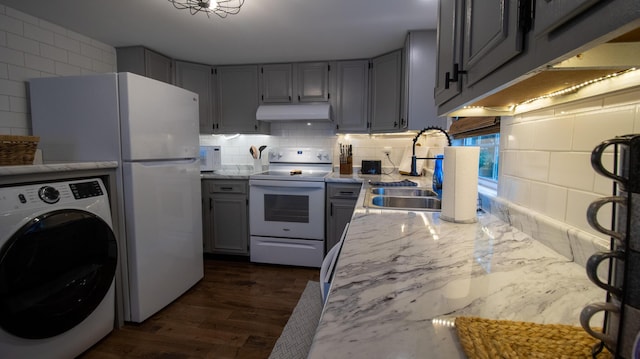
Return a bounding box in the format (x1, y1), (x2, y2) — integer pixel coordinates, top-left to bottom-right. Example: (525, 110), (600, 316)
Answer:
(249, 179), (325, 239)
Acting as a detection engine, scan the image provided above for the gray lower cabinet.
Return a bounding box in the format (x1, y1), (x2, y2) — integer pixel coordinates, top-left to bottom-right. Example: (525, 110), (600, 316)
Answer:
(202, 180), (249, 255)
(325, 183), (361, 254)
(116, 46), (173, 84)
(334, 60), (369, 133)
(174, 61), (214, 133)
(215, 65), (268, 134)
(370, 50), (403, 133)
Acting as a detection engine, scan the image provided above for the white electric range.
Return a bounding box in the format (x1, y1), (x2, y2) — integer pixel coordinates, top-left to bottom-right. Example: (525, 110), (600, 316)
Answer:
(249, 147), (332, 267)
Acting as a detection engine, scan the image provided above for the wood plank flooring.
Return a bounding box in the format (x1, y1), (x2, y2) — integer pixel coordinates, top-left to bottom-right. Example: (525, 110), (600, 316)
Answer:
(79, 256), (320, 359)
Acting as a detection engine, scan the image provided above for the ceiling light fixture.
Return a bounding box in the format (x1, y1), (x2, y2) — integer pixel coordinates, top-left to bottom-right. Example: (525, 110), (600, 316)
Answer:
(168, 0), (245, 19)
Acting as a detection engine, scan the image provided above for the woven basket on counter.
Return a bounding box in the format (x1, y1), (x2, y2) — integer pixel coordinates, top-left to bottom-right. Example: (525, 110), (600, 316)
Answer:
(0, 135), (40, 166)
(455, 316), (612, 359)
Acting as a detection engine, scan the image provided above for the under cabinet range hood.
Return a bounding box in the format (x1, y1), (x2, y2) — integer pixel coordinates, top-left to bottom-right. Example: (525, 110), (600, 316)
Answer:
(256, 104), (332, 121)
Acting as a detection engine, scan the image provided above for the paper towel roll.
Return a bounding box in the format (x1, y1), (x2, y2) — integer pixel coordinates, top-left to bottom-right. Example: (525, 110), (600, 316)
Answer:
(440, 146), (480, 223)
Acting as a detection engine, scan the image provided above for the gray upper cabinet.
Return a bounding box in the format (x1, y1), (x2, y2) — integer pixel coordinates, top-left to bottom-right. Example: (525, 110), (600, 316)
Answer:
(370, 50), (403, 133)
(435, 0), (639, 115)
(335, 60), (369, 133)
(260, 64), (293, 103)
(215, 65), (267, 134)
(116, 46), (173, 84)
(462, 0), (526, 87)
(259, 62), (330, 104)
(297, 62), (330, 102)
(175, 61), (213, 133)
(534, 0), (600, 36)
(434, 0), (463, 106)
(403, 30), (446, 131)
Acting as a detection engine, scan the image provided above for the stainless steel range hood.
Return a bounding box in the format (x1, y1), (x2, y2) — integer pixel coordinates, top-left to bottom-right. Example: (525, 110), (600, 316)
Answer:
(256, 104), (331, 121)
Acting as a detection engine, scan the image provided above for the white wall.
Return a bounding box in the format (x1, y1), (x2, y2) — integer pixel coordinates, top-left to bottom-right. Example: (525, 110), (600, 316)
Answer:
(500, 84), (640, 238)
(0, 5), (117, 135)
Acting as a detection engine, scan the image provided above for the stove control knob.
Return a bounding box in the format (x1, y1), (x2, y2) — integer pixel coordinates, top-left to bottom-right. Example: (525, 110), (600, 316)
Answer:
(38, 186), (60, 204)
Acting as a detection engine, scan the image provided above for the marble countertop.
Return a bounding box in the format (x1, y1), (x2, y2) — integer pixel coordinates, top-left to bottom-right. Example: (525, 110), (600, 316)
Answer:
(200, 166), (264, 180)
(0, 161), (118, 176)
(307, 175), (603, 359)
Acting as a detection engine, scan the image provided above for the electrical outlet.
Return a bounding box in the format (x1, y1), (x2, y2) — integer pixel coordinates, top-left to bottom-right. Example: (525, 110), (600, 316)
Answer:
(383, 148), (391, 156)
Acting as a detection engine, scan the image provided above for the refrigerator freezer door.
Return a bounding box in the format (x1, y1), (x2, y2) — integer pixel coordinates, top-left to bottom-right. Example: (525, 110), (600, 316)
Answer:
(118, 73), (199, 161)
(122, 159), (203, 322)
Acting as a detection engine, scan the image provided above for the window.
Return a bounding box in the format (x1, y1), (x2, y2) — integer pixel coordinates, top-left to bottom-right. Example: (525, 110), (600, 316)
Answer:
(452, 133), (500, 186)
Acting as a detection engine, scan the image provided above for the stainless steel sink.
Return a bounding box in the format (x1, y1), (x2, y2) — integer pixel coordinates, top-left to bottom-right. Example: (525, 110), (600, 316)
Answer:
(370, 187), (437, 197)
(369, 195), (441, 211)
(366, 186), (441, 211)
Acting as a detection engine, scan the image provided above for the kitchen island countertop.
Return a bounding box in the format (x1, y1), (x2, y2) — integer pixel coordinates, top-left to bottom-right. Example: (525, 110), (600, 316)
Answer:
(308, 172), (603, 358)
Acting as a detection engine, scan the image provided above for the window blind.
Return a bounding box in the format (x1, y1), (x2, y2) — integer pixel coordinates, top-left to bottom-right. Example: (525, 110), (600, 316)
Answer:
(448, 116), (500, 139)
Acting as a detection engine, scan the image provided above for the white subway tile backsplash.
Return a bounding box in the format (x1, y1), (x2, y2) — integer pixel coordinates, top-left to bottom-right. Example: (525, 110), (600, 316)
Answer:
(38, 19), (69, 36)
(0, 95), (9, 111)
(0, 5), (116, 134)
(40, 43), (67, 62)
(518, 151), (550, 181)
(68, 52), (92, 70)
(5, 7), (38, 26)
(0, 13), (23, 35)
(572, 107), (635, 151)
(548, 152), (594, 191)
(529, 182), (568, 221)
(0, 46), (25, 67)
(24, 53), (54, 73)
(80, 43), (102, 60)
(9, 96), (27, 113)
(7, 33), (39, 55)
(565, 189), (609, 239)
(0, 78), (25, 97)
(553, 98), (603, 116)
(634, 105), (640, 133)
(54, 61), (82, 76)
(53, 33), (81, 53)
(503, 122), (535, 150)
(604, 88), (640, 107)
(23, 22), (53, 45)
(532, 116), (574, 151)
(592, 152), (616, 195)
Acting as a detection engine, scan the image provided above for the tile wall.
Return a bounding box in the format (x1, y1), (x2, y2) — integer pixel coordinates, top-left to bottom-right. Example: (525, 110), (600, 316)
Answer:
(499, 83), (640, 241)
(0, 5), (117, 135)
(199, 121), (449, 173)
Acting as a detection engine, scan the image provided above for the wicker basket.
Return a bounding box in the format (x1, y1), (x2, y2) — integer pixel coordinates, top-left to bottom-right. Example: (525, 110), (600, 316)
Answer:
(455, 316), (612, 359)
(0, 135), (40, 166)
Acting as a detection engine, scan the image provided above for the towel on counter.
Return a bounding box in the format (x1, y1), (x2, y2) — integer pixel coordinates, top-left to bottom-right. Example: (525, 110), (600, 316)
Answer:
(368, 179), (418, 187)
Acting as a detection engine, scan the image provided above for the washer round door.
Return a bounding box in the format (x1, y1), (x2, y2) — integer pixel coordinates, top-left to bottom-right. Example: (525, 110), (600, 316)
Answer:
(0, 209), (117, 339)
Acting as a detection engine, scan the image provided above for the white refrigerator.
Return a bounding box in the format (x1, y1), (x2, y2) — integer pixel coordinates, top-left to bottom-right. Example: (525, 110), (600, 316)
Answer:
(30, 72), (204, 323)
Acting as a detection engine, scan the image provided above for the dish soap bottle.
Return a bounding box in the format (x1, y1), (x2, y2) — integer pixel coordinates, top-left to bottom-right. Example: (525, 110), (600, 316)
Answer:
(433, 154), (443, 198)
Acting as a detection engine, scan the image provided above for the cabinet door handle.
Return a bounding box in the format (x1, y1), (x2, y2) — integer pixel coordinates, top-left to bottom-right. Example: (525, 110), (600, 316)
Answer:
(209, 198), (212, 210)
(445, 63), (466, 89)
(330, 202), (333, 216)
(220, 187), (233, 191)
(339, 191), (355, 195)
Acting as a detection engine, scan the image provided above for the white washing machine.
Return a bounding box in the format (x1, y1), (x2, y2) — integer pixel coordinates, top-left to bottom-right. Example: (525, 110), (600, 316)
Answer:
(0, 178), (117, 359)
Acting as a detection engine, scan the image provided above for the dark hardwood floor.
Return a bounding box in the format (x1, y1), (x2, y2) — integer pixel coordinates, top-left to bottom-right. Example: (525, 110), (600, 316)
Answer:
(80, 257), (320, 359)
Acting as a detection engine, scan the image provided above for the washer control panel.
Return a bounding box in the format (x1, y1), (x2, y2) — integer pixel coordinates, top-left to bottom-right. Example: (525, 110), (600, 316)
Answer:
(0, 179), (107, 212)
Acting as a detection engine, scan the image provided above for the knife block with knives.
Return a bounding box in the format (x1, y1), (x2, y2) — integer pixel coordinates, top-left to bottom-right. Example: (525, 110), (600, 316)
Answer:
(339, 143), (353, 175)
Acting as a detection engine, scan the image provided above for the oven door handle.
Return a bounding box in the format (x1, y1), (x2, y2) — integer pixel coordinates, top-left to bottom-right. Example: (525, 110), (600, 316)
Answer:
(249, 180), (325, 189)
